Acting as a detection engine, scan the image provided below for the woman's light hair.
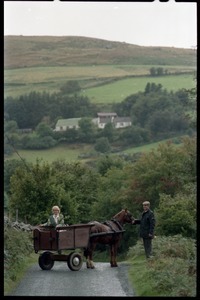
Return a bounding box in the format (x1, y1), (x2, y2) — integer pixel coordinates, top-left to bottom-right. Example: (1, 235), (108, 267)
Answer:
(52, 205), (60, 212)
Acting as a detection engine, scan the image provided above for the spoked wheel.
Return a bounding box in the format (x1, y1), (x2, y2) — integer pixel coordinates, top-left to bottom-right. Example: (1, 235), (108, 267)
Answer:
(38, 251), (54, 270)
(67, 252), (83, 271)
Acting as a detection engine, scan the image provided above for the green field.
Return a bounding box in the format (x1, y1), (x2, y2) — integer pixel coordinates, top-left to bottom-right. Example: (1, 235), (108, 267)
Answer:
(4, 64), (195, 100)
(81, 74), (195, 104)
(6, 144), (92, 164)
(6, 138), (182, 164)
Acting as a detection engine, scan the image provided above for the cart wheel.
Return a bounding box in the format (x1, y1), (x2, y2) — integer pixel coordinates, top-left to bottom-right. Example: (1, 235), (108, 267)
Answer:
(67, 252), (83, 271)
(38, 251), (54, 270)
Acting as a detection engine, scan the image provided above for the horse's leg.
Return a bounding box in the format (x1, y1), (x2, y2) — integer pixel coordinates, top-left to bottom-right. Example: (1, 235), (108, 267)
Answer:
(84, 242), (96, 269)
(89, 241), (97, 269)
(113, 243), (118, 267)
(89, 252), (95, 269)
(86, 256), (91, 268)
(110, 244), (115, 267)
(110, 242), (119, 267)
(84, 248), (92, 268)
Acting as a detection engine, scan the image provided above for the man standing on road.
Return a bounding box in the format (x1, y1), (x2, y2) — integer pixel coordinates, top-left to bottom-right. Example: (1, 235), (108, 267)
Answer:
(132, 201), (155, 259)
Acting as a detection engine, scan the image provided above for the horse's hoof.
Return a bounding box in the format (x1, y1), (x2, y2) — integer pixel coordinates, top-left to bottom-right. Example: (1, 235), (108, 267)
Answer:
(86, 263), (90, 269)
(111, 264), (118, 267)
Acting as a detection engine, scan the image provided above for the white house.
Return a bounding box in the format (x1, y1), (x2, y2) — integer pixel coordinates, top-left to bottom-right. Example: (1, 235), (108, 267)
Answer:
(54, 118), (81, 131)
(113, 117), (132, 129)
(55, 113), (131, 131)
(92, 112), (132, 129)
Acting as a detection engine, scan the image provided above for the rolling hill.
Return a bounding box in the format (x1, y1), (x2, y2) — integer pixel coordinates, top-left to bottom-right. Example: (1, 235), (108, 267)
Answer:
(4, 35), (196, 69)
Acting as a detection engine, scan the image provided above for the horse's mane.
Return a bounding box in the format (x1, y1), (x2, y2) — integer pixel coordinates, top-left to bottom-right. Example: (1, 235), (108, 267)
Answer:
(112, 209), (126, 219)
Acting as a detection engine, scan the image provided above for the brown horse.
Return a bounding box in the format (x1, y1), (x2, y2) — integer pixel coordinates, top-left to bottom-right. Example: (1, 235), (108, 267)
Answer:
(84, 208), (134, 269)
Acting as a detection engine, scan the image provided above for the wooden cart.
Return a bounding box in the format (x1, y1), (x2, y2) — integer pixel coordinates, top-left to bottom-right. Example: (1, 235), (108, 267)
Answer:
(33, 224), (94, 271)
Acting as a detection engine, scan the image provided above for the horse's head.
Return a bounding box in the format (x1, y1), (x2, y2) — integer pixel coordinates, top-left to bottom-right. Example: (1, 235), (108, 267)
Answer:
(112, 208), (134, 225)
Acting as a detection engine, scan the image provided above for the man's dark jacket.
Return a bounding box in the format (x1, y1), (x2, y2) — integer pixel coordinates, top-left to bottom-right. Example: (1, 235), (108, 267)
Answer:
(134, 209), (155, 238)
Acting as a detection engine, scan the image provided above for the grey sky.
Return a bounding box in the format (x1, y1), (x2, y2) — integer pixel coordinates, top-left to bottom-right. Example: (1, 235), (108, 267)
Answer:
(4, 1), (197, 49)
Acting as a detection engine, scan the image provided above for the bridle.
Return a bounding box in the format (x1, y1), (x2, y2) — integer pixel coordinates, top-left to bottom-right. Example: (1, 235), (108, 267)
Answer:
(111, 209), (133, 229)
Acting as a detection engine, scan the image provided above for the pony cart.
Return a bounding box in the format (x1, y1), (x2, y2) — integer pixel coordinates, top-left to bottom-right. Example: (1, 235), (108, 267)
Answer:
(33, 223), (94, 271)
(33, 209), (134, 271)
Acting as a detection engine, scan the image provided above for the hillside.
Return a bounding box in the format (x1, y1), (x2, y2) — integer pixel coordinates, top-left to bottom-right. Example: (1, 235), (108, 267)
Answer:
(4, 35), (196, 69)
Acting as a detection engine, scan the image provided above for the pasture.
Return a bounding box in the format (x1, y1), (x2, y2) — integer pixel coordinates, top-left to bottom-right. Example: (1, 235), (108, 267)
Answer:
(6, 144), (92, 164)
(5, 138), (182, 164)
(4, 64), (195, 101)
(81, 74), (195, 104)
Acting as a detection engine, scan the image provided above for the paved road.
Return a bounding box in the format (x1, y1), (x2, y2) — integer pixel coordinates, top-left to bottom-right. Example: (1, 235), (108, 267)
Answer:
(8, 261), (135, 296)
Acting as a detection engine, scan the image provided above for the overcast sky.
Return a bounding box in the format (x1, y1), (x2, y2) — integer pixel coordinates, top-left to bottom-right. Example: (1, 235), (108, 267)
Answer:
(4, 1), (197, 49)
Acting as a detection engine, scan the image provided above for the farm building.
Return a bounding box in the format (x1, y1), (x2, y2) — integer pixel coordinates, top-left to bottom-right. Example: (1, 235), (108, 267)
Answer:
(55, 113), (131, 131)
(54, 118), (81, 131)
(92, 112), (132, 129)
(113, 117), (132, 129)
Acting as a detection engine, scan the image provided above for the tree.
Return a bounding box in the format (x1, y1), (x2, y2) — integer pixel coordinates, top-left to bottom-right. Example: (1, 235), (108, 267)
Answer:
(4, 92), (49, 128)
(21, 135), (57, 149)
(155, 183), (196, 238)
(123, 136), (196, 210)
(60, 80), (81, 94)
(4, 120), (20, 155)
(147, 110), (172, 135)
(119, 126), (144, 146)
(10, 159), (73, 224)
(35, 122), (54, 137)
(4, 120), (18, 133)
(50, 160), (100, 224)
(90, 165), (138, 251)
(157, 67), (164, 76)
(4, 159), (29, 194)
(97, 155), (124, 176)
(150, 67), (156, 76)
(101, 122), (116, 142)
(78, 117), (96, 143)
(94, 137), (111, 153)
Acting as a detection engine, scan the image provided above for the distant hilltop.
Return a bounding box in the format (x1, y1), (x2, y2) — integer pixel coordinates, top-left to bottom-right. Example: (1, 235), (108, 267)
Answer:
(4, 35), (196, 69)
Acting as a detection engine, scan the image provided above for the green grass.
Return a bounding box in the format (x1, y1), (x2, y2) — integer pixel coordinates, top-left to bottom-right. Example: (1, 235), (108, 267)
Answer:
(4, 64), (195, 99)
(127, 236), (196, 297)
(5, 138), (182, 164)
(81, 74), (196, 104)
(128, 255), (158, 296)
(122, 138), (182, 154)
(4, 253), (38, 296)
(6, 144), (94, 164)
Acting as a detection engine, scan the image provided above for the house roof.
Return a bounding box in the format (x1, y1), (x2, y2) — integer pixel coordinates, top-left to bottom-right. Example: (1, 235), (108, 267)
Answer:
(97, 112), (117, 117)
(114, 117), (131, 123)
(56, 118), (81, 127)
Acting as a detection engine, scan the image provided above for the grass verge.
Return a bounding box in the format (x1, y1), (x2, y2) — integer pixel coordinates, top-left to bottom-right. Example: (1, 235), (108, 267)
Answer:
(4, 253), (38, 296)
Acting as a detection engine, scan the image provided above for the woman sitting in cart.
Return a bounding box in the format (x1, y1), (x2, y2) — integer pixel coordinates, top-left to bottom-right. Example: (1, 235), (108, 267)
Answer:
(40, 205), (66, 228)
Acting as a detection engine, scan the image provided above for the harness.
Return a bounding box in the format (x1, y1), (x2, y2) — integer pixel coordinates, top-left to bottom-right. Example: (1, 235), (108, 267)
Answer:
(108, 219), (123, 231)
(89, 217), (125, 238)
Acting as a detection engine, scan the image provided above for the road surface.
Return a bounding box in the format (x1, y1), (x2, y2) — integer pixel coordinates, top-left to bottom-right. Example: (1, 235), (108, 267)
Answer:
(8, 261), (135, 296)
